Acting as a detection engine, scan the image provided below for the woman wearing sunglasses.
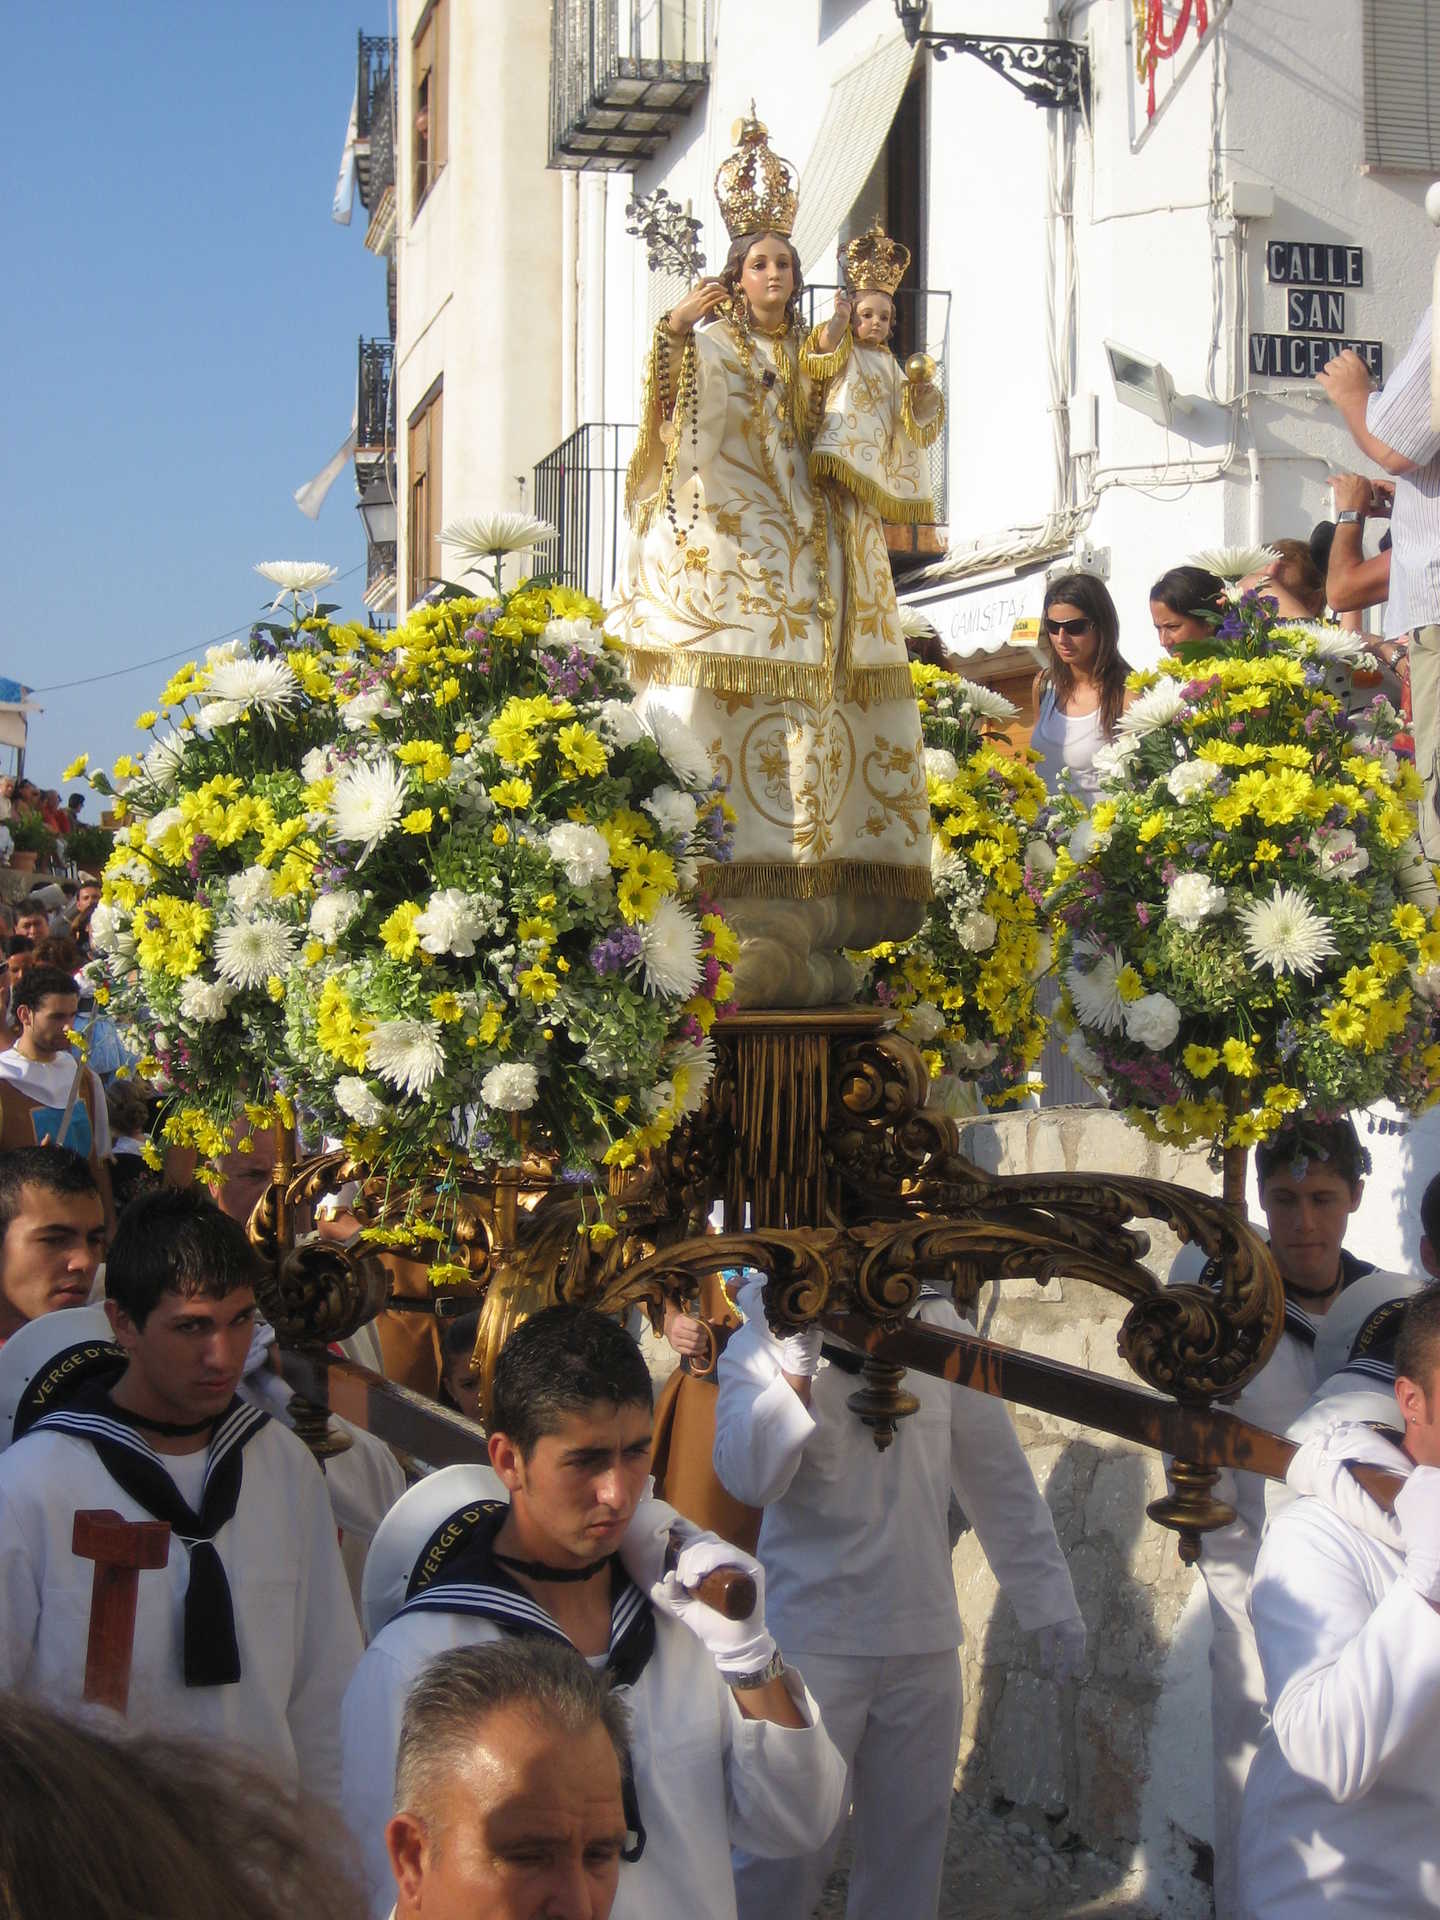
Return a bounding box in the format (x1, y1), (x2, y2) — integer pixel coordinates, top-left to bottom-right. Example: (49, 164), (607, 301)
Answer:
(1030, 571), (1134, 803)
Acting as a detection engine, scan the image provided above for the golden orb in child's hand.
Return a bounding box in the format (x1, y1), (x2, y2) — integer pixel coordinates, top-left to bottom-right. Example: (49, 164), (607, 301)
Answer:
(905, 352), (937, 384)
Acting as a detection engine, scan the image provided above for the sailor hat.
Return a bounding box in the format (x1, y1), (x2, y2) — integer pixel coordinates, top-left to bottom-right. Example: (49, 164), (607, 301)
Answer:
(0, 1305), (120, 1450)
(361, 1461), (506, 1642)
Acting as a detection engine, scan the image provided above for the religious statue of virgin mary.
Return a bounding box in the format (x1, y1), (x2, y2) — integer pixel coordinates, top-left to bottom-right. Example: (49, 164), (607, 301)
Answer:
(608, 113), (932, 1007)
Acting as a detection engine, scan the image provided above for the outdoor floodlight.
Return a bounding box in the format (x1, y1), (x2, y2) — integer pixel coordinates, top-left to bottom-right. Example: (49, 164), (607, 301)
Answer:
(1104, 340), (1181, 429)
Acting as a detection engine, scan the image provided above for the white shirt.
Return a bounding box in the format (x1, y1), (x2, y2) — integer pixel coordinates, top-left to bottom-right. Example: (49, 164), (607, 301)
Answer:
(0, 1049), (111, 1159)
(1366, 306), (1440, 636)
(712, 1293), (1080, 1656)
(342, 1594), (846, 1920)
(1238, 1431), (1440, 1917)
(0, 1418), (360, 1801)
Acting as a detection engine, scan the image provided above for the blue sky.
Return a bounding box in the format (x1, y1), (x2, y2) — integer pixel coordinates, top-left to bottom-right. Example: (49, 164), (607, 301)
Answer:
(5, 2), (386, 793)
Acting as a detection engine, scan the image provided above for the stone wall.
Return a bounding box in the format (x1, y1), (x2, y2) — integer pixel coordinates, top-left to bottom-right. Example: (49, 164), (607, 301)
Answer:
(950, 1109), (1220, 1916)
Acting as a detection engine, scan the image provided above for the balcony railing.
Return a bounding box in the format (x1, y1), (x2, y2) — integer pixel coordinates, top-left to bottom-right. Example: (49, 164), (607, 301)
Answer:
(355, 34), (396, 211)
(533, 423), (638, 598)
(800, 281), (952, 531)
(549, 0), (709, 172)
(356, 337), (394, 461)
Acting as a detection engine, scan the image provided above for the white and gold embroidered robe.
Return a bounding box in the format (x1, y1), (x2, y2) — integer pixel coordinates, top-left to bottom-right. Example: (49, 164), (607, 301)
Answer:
(607, 317), (930, 920)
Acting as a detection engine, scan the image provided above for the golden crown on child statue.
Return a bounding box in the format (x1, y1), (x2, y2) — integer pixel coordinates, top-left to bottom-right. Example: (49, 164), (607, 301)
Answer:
(715, 110), (798, 240)
(842, 221), (912, 297)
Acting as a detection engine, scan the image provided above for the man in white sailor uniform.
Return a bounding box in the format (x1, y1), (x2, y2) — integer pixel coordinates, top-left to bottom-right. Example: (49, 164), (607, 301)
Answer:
(1173, 1117), (1412, 1917)
(712, 1273), (1085, 1920)
(1236, 1277), (1440, 1916)
(341, 1304), (845, 1920)
(0, 1187), (360, 1800)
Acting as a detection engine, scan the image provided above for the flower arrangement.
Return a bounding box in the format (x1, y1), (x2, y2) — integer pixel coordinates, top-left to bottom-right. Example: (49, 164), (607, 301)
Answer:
(7, 809), (58, 859)
(1044, 583), (1440, 1154)
(74, 567), (736, 1199)
(853, 662), (1048, 1111)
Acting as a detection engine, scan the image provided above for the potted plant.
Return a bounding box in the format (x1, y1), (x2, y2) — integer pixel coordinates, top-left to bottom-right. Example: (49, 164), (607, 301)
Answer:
(8, 809), (57, 873)
(63, 822), (114, 872)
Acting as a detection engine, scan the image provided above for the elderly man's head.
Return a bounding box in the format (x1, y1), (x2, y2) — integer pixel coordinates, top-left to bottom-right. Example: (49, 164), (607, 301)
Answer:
(386, 1640), (632, 1920)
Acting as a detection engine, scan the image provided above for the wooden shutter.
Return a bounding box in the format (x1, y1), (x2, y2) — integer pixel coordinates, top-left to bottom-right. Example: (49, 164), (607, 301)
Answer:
(407, 382), (443, 606)
(412, 0), (448, 210)
(1364, 0), (1440, 171)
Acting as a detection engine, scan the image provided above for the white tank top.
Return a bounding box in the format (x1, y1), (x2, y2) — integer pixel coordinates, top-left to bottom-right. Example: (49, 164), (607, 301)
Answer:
(1032, 688), (1105, 801)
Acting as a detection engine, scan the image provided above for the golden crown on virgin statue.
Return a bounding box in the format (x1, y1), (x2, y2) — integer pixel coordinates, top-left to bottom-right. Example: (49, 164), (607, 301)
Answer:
(714, 109), (798, 240)
(842, 220), (912, 297)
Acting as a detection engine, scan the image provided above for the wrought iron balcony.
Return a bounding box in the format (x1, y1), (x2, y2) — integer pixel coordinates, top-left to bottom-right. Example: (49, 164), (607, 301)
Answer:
(533, 423), (638, 598)
(364, 540), (398, 615)
(356, 337), (394, 468)
(355, 34), (396, 212)
(800, 281), (952, 534)
(549, 1), (709, 172)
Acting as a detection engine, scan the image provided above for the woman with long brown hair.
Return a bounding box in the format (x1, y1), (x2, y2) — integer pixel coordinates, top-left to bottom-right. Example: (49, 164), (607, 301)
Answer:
(1030, 570), (1134, 802)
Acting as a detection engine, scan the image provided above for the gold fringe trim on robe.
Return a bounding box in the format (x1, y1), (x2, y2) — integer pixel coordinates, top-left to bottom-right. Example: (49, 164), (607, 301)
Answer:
(798, 324), (852, 384)
(622, 642), (914, 706)
(808, 451), (935, 526)
(900, 380), (946, 449)
(700, 857), (933, 902)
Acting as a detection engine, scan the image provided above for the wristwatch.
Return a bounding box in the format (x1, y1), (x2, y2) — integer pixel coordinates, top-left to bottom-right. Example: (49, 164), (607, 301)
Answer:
(727, 1648), (787, 1690)
(1336, 509), (1365, 525)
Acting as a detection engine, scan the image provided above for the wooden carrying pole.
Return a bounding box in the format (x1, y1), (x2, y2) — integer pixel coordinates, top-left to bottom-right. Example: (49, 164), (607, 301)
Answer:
(72, 1510), (171, 1714)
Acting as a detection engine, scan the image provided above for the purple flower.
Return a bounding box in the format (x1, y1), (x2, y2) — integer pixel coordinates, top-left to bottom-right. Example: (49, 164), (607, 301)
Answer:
(589, 927), (644, 974)
(1136, 903), (1151, 926)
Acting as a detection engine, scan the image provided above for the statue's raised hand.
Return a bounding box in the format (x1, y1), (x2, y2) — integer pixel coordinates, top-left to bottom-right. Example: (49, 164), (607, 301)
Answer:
(667, 279), (728, 335)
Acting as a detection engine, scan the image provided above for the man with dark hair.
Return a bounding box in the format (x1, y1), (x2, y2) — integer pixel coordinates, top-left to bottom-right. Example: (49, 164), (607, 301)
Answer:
(343, 1304), (845, 1920)
(1236, 1280), (1440, 1915)
(0, 1146), (105, 1342)
(386, 1641), (631, 1920)
(12, 908), (49, 947)
(0, 966), (112, 1221)
(1419, 1172), (1440, 1279)
(1179, 1114), (1409, 1918)
(0, 1187), (359, 1798)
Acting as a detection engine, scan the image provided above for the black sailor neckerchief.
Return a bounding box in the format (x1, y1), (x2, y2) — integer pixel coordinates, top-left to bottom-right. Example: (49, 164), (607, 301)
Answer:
(399, 1499), (650, 1861)
(1198, 1250), (1374, 1349)
(27, 1369), (269, 1688)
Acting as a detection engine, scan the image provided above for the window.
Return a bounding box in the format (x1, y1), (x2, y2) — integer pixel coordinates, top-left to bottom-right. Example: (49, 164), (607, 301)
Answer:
(407, 379), (443, 607)
(1363, 0), (1440, 171)
(412, 0), (449, 213)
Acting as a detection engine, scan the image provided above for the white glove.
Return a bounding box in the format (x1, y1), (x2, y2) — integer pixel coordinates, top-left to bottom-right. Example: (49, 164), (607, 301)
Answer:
(1036, 1617), (1087, 1684)
(616, 1497), (706, 1596)
(651, 1537), (777, 1680)
(1285, 1419), (1406, 1550)
(774, 1324), (823, 1378)
(1395, 1464), (1440, 1602)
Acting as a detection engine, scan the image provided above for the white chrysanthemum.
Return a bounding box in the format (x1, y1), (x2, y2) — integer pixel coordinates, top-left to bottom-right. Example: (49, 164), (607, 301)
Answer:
(543, 616), (604, 654)
(1124, 991), (1181, 1051)
(595, 699), (646, 749)
(1024, 837), (1057, 877)
(949, 1037), (998, 1073)
(1186, 545), (1279, 582)
(255, 561), (338, 601)
(1237, 885), (1338, 979)
(480, 1061), (541, 1110)
(142, 732), (187, 784)
(1092, 735), (1141, 782)
(1165, 872), (1227, 931)
(414, 887), (492, 957)
(196, 699), (246, 732)
(367, 1019), (446, 1097)
(956, 909), (997, 953)
(1064, 1028), (1106, 1082)
(897, 603), (940, 642)
(227, 865), (274, 913)
(1307, 826), (1370, 881)
(904, 1000), (946, 1042)
(329, 756), (408, 855)
(205, 638), (247, 668)
(309, 890), (362, 941)
(178, 976), (237, 1023)
(1065, 945), (1128, 1033)
(924, 747), (960, 783)
(955, 676), (1019, 724)
(334, 1076), (389, 1126)
(1118, 680), (1186, 736)
(204, 656), (301, 715)
(1166, 758), (1221, 803)
(642, 785), (699, 840)
(213, 919), (297, 989)
(639, 897), (704, 999)
(930, 839), (966, 889)
(1067, 818), (1111, 862)
(300, 746), (334, 784)
(546, 822), (612, 888)
(638, 704), (715, 789)
(145, 806), (184, 845)
(440, 513), (556, 563)
(88, 902), (132, 958)
(665, 1036), (716, 1118)
(340, 684), (400, 731)
(1277, 620), (1365, 659)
